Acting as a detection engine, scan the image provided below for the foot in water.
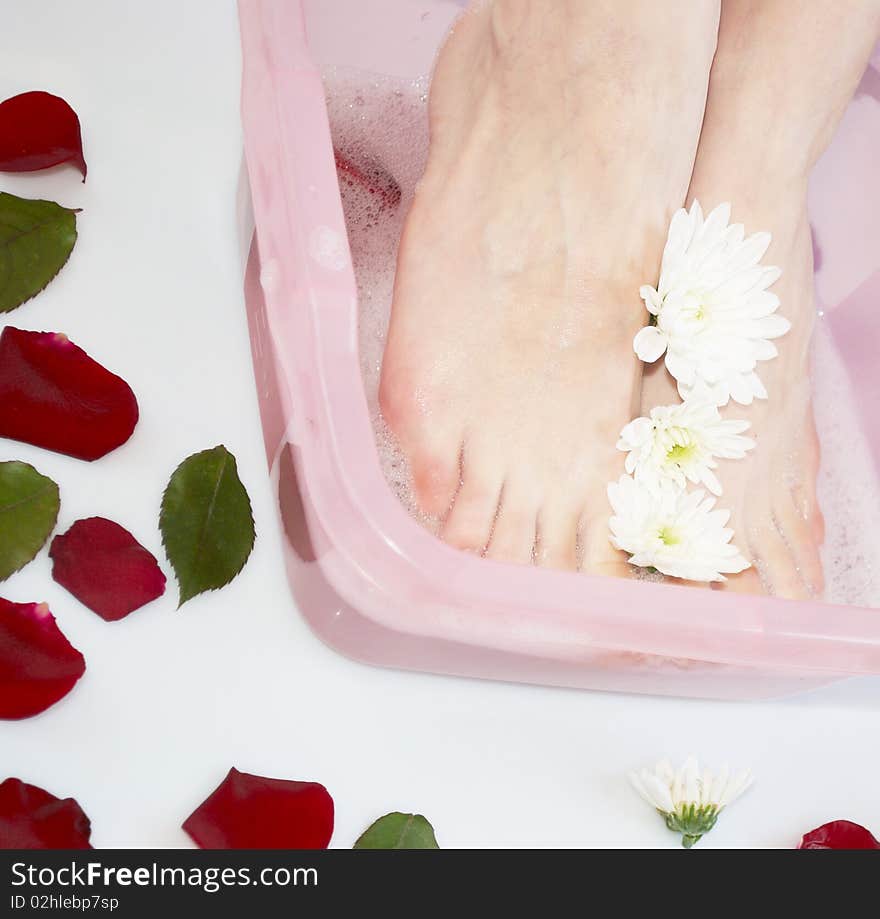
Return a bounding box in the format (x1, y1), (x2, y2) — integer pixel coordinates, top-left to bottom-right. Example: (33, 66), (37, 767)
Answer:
(641, 0), (880, 598)
(380, 0), (720, 571)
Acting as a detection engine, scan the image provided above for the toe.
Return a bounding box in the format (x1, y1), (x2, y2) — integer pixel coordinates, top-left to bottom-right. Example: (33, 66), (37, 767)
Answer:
(790, 478), (826, 548)
(379, 362), (464, 518)
(750, 517), (811, 601)
(712, 567), (765, 595)
(668, 577), (713, 591)
(441, 458), (504, 554)
(485, 481), (538, 565)
(776, 501), (825, 598)
(409, 445), (462, 518)
(812, 506), (826, 547)
(535, 502), (582, 571)
(790, 480), (825, 543)
(578, 496), (634, 578)
(712, 507), (790, 596)
(378, 357), (420, 437)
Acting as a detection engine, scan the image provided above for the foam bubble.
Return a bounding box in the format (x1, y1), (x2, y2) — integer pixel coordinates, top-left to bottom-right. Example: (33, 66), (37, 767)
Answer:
(308, 225), (349, 271)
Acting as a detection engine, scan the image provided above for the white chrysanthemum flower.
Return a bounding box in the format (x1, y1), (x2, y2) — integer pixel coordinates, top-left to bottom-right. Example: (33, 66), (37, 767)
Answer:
(633, 201), (790, 406)
(629, 756), (754, 848)
(617, 399), (754, 497)
(607, 474), (750, 581)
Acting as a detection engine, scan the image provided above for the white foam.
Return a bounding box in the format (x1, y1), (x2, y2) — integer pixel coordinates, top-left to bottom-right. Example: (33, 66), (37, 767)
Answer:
(324, 69), (434, 527)
(813, 324), (880, 606)
(323, 67), (880, 607)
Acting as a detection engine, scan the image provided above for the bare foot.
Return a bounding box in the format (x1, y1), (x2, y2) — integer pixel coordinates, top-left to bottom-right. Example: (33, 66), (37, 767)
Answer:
(641, 0), (880, 598)
(380, 0), (719, 571)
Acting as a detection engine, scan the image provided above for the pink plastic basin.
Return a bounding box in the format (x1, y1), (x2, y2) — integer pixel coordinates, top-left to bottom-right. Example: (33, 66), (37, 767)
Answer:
(237, 0), (880, 700)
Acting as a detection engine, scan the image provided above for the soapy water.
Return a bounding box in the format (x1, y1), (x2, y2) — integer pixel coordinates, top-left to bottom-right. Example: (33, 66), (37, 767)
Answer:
(323, 68), (880, 608)
(324, 72), (437, 531)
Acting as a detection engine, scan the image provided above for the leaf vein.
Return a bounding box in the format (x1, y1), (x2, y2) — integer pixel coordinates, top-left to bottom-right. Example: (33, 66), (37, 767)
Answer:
(189, 452), (229, 576)
(0, 215), (68, 248)
(0, 481), (56, 516)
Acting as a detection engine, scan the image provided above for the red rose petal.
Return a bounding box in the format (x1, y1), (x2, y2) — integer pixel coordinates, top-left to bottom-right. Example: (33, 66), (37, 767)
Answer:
(798, 820), (880, 850)
(0, 327), (138, 461)
(334, 148), (401, 212)
(0, 597), (85, 719)
(183, 767), (334, 849)
(0, 91), (87, 179)
(50, 517), (166, 622)
(0, 778), (92, 849)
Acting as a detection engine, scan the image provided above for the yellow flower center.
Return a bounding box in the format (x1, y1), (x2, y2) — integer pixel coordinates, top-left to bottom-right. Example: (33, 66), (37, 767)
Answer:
(684, 289), (709, 322)
(658, 526), (681, 546)
(667, 441), (697, 466)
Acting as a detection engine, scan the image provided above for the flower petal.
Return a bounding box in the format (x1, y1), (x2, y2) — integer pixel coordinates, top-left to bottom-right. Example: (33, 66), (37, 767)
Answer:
(798, 820), (880, 850)
(700, 768), (714, 808)
(640, 773), (675, 814)
(0, 777), (92, 848)
(682, 756), (700, 806)
(0, 91), (87, 179)
(628, 772), (654, 807)
(672, 762), (686, 809)
(755, 314), (792, 339)
(629, 770), (674, 814)
(334, 148), (401, 212)
(639, 286), (662, 315)
(718, 769), (754, 807)
(709, 765), (730, 806)
(50, 518), (166, 622)
(701, 468), (723, 497)
(0, 328), (139, 461)
(0, 598), (85, 719)
(731, 231), (772, 270)
(666, 207), (694, 251)
(655, 759), (676, 786)
(752, 339), (778, 361)
(665, 349), (696, 386)
(746, 372), (768, 400)
(727, 372), (756, 406)
(700, 202), (732, 241)
(182, 767), (334, 849)
(617, 417), (653, 452)
(633, 325), (668, 363)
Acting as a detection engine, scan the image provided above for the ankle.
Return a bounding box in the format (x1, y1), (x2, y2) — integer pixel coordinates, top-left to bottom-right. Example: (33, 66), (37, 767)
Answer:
(689, 96), (812, 206)
(706, 0), (880, 176)
(487, 0), (719, 78)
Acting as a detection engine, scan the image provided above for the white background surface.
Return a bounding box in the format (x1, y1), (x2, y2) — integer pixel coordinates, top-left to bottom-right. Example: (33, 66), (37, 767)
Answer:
(2, 0), (879, 850)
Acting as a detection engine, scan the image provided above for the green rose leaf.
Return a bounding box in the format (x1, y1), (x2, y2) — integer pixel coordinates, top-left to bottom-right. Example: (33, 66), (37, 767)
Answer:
(159, 445), (256, 607)
(0, 460), (60, 580)
(354, 812), (440, 849)
(0, 191), (78, 313)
